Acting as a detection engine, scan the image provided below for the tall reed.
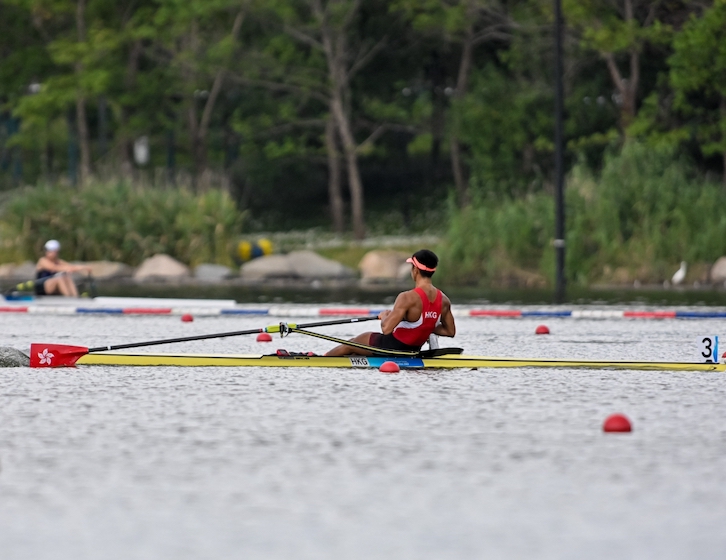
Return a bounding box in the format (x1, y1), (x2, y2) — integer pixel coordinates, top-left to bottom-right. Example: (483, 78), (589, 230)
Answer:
(441, 142), (726, 286)
(0, 182), (244, 266)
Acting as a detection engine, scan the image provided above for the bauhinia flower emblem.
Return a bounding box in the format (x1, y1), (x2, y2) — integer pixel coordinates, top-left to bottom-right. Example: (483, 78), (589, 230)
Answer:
(38, 348), (54, 366)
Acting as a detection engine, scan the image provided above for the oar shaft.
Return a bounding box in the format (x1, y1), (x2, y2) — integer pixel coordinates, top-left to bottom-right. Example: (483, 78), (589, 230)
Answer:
(293, 316), (379, 329)
(86, 315), (380, 353)
(89, 327), (263, 352)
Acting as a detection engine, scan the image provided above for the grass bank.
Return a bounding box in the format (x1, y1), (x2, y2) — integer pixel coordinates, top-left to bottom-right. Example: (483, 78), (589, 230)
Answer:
(0, 182), (244, 266)
(440, 142), (726, 287)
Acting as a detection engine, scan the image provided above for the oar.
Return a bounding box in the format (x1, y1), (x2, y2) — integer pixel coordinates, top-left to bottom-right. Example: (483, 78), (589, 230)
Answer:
(30, 315), (379, 368)
(287, 326), (464, 358)
(287, 326), (418, 356)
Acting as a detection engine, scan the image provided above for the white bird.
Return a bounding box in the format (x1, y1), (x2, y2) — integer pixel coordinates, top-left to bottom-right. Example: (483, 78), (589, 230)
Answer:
(672, 261), (687, 285)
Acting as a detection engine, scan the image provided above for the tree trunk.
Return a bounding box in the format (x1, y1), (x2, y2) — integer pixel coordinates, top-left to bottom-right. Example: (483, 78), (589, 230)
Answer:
(75, 0), (91, 186)
(427, 50), (445, 179)
(313, 0), (367, 238)
(190, 10), (244, 183)
(722, 95), (726, 190)
(325, 115), (345, 234)
(75, 95), (91, 186)
(188, 99), (200, 188)
(451, 29), (474, 207)
(331, 92), (365, 239)
(603, 0), (639, 132)
(119, 41), (142, 177)
(318, 7), (366, 239)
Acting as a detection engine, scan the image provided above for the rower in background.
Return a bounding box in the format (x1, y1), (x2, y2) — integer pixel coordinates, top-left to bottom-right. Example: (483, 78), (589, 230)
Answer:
(35, 240), (91, 297)
(325, 249), (456, 356)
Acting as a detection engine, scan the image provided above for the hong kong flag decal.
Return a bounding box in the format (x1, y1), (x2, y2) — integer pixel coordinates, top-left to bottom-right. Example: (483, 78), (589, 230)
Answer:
(29, 344), (89, 367)
(37, 348), (54, 365)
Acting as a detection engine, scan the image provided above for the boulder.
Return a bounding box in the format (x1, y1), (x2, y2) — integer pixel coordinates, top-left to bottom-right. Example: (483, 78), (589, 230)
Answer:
(287, 250), (355, 279)
(0, 347), (29, 367)
(0, 261), (36, 280)
(134, 254), (190, 280)
(195, 263), (233, 282)
(72, 261), (134, 280)
(0, 263), (16, 278)
(358, 250), (409, 280)
(710, 257), (726, 283)
(240, 251), (354, 280)
(397, 262), (412, 280)
(240, 254), (295, 280)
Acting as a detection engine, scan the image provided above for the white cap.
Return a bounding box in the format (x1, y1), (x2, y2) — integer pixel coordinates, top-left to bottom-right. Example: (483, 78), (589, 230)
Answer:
(44, 239), (60, 252)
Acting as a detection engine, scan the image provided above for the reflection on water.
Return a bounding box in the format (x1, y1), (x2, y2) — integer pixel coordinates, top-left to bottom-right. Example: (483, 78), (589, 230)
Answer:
(1, 313), (726, 559)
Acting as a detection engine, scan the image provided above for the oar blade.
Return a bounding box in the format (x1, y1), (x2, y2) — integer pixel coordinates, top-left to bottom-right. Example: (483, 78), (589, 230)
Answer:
(30, 343), (89, 368)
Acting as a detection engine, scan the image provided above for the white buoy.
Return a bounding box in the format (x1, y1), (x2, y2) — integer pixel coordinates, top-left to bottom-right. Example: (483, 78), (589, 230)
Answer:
(672, 261), (687, 285)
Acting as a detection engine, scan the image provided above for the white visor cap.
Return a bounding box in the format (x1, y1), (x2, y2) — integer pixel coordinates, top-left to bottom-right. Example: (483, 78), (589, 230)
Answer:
(44, 239), (61, 252)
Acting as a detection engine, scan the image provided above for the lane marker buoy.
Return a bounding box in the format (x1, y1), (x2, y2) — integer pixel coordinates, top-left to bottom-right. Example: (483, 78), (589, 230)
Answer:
(181, 314), (194, 322)
(256, 333), (273, 342)
(379, 361), (400, 373)
(535, 325), (550, 335)
(603, 413), (632, 433)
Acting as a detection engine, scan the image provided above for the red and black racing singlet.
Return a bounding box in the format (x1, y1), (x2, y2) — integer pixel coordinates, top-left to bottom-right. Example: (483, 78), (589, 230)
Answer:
(392, 288), (442, 348)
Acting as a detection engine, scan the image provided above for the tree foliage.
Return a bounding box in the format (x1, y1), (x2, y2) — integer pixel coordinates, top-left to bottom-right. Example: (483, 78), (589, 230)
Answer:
(0, 0), (724, 234)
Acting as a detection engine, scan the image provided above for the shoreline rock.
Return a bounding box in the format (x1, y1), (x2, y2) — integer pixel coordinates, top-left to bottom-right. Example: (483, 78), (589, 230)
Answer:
(240, 251), (355, 281)
(359, 250), (410, 282)
(134, 254), (190, 281)
(0, 347), (30, 367)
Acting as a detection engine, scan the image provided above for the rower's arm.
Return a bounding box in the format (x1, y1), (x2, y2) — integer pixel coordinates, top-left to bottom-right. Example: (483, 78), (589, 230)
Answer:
(37, 257), (64, 273)
(41, 258), (91, 274)
(379, 293), (411, 335)
(433, 299), (456, 337)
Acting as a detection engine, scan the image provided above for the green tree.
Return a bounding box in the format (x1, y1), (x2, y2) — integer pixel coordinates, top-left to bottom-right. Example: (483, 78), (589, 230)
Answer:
(267, 0), (390, 239)
(565, 0), (670, 131)
(669, 0), (726, 187)
(394, 0), (513, 205)
(149, 0), (247, 182)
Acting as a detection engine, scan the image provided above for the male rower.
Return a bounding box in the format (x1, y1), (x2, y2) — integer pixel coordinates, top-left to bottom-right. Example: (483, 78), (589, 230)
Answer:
(35, 239), (91, 297)
(325, 249), (455, 356)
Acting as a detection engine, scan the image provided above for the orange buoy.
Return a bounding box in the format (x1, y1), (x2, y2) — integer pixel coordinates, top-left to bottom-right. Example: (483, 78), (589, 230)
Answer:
(256, 332), (273, 342)
(535, 325), (550, 335)
(181, 314), (194, 322)
(603, 413), (632, 433)
(379, 361), (400, 373)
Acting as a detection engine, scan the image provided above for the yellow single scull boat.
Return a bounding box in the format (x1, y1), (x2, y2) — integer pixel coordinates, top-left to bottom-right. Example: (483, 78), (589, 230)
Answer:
(76, 352), (726, 371)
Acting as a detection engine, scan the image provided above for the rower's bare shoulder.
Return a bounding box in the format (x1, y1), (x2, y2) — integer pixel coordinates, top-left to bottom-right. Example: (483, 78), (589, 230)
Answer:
(36, 256), (51, 269)
(440, 292), (454, 314)
(397, 289), (419, 301)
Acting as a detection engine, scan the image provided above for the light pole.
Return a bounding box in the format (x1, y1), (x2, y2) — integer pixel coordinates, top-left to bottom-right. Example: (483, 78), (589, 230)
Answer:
(554, 0), (566, 303)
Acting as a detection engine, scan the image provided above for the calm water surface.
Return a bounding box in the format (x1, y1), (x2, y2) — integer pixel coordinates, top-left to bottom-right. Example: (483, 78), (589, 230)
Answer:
(1, 312), (726, 559)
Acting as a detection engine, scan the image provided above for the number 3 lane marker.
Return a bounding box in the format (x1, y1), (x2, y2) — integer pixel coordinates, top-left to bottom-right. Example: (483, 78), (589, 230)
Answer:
(698, 336), (720, 363)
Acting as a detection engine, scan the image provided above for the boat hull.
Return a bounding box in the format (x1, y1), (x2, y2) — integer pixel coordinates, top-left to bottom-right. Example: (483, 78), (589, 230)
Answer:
(76, 352), (726, 371)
